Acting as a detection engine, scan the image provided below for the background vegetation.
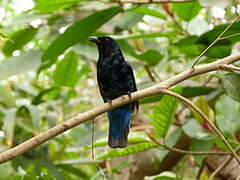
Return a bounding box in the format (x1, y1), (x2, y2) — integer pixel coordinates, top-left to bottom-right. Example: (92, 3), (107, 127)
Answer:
(0, 0), (240, 179)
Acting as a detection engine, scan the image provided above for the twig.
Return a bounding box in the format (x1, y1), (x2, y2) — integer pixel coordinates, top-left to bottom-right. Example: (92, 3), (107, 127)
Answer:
(219, 64), (240, 72)
(112, 0), (194, 4)
(145, 66), (156, 82)
(0, 53), (240, 164)
(147, 133), (230, 155)
(191, 16), (240, 68)
(210, 145), (240, 179)
(159, 89), (240, 165)
(219, 32), (240, 40)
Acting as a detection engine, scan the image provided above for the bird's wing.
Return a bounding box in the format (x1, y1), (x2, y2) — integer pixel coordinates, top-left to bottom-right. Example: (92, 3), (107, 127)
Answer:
(125, 61), (139, 111)
(97, 72), (108, 103)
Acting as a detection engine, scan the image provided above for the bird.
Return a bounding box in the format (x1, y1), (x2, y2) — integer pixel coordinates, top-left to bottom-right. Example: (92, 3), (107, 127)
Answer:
(90, 36), (139, 148)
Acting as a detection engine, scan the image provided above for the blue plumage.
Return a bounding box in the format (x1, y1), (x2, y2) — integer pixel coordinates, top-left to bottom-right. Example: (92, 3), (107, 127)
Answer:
(90, 36), (138, 148)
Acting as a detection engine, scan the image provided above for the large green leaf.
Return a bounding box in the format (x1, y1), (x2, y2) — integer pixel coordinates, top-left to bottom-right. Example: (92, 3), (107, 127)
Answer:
(130, 6), (166, 19)
(97, 142), (157, 160)
(34, 0), (85, 12)
(152, 94), (178, 137)
(53, 51), (79, 88)
(172, 1), (202, 21)
(0, 51), (41, 80)
(215, 95), (240, 137)
(40, 6), (122, 70)
(0, 85), (16, 108)
(221, 72), (240, 102)
(2, 26), (38, 56)
(134, 49), (163, 66)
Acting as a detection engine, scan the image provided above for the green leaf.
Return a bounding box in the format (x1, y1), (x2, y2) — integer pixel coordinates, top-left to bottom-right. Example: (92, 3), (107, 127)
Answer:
(152, 94), (178, 138)
(56, 164), (88, 179)
(32, 87), (60, 105)
(97, 142), (157, 160)
(34, 0), (85, 12)
(174, 36), (201, 56)
(191, 139), (213, 165)
(181, 86), (216, 98)
(53, 51), (79, 88)
(192, 97), (215, 124)
(182, 119), (214, 140)
(113, 32), (173, 40)
(2, 26), (38, 56)
(215, 95), (240, 136)
(172, 1), (202, 21)
(40, 6), (122, 70)
(130, 6), (166, 19)
(133, 49), (163, 66)
(2, 108), (17, 146)
(0, 51), (42, 80)
(221, 72), (240, 102)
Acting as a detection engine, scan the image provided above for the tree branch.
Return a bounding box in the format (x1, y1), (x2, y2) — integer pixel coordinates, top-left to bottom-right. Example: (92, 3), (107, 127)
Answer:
(219, 64), (240, 72)
(0, 53), (240, 164)
(111, 0), (194, 4)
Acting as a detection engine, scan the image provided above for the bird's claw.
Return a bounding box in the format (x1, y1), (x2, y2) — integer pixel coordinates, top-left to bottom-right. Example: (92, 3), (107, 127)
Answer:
(107, 99), (112, 104)
(127, 92), (132, 99)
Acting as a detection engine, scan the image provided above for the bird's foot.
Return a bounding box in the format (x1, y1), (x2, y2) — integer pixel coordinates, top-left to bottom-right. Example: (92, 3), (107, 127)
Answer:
(107, 99), (112, 105)
(127, 92), (132, 99)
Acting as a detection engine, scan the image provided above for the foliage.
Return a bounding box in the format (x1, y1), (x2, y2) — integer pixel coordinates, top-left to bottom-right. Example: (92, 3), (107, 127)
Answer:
(0, 0), (239, 179)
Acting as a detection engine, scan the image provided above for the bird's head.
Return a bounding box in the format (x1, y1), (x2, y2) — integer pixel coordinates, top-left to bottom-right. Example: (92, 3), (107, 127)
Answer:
(90, 36), (121, 57)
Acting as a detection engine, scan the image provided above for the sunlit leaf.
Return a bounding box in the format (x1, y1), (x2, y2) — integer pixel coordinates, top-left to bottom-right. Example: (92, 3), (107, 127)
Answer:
(152, 94), (178, 138)
(130, 6), (166, 19)
(97, 142), (157, 160)
(2, 26), (38, 56)
(172, 1), (202, 21)
(53, 51), (79, 88)
(40, 6), (122, 70)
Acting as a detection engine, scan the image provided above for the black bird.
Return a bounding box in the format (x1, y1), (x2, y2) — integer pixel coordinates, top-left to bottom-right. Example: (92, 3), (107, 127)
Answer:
(90, 36), (138, 148)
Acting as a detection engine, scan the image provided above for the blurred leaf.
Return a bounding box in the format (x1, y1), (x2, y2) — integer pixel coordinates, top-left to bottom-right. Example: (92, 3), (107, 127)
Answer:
(174, 36), (201, 56)
(2, 108), (17, 146)
(0, 162), (13, 179)
(182, 119), (214, 140)
(215, 95), (240, 136)
(53, 51), (79, 88)
(97, 142), (157, 160)
(32, 87), (60, 105)
(34, 0), (85, 12)
(191, 138), (213, 165)
(114, 32), (173, 40)
(0, 51), (42, 80)
(130, 6), (166, 19)
(0, 32), (12, 42)
(115, 12), (143, 30)
(172, 1), (202, 21)
(16, 106), (34, 133)
(153, 177), (181, 180)
(0, 84), (16, 108)
(134, 49), (163, 66)
(181, 86), (216, 98)
(40, 6), (122, 70)
(2, 26), (38, 56)
(56, 164), (89, 179)
(192, 97), (215, 124)
(152, 94), (178, 138)
(221, 72), (240, 102)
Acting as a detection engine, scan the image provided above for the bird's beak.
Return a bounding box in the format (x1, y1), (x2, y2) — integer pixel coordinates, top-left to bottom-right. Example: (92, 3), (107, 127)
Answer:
(89, 36), (100, 43)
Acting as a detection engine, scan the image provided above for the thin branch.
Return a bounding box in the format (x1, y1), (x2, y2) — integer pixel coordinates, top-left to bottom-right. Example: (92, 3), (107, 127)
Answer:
(219, 64), (240, 72)
(191, 16), (240, 68)
(219, 32), (240, 40)
(146, 133), (230, 155)
(210, 145), (240, 179)
(0, 53), (240, 164)
(111, 0), (194, 4)
(155, 89), (240, 165)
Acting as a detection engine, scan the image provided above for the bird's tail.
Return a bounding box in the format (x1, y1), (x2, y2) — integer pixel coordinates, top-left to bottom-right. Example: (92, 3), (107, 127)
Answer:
(107, 105), (131, 148)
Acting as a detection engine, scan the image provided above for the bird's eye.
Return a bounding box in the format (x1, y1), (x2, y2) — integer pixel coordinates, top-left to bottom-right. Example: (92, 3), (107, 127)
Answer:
(105, 38), (110, 42)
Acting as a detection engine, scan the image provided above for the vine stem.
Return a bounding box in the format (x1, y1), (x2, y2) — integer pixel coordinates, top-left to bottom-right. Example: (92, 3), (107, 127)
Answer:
(191, 16), (240, 68)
